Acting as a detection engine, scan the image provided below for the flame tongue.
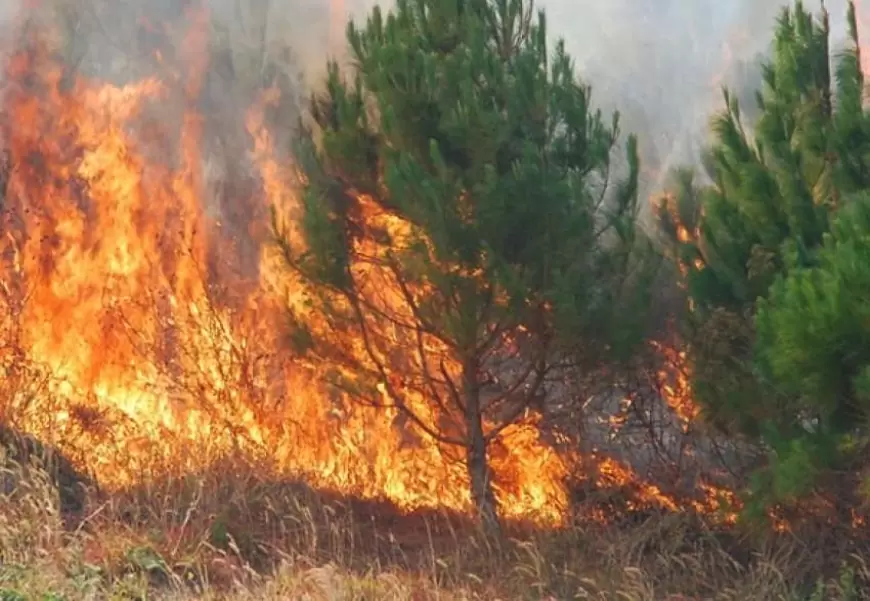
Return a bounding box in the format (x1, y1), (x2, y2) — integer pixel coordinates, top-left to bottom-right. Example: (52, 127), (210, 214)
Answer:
(0, 6), (570, 525)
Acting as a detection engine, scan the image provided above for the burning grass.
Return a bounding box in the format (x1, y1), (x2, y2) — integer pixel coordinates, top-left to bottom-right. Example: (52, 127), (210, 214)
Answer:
(0, 0), (738, 548)
(0, 0), (573, 527)
(1, 450), (869, 601)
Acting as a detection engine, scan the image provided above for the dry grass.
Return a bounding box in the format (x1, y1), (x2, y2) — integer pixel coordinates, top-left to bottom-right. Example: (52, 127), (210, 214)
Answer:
(1, 449), (869, 601)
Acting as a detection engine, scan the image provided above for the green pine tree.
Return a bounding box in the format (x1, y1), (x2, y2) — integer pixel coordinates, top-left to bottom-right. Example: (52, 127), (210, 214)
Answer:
(754, 194), (870, 505)
(656, 0), (870, 512)
(278, 0), (652, 531)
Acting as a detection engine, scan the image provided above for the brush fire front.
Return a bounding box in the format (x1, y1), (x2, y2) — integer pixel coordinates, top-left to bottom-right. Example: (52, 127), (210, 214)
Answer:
(0, 2), (582, 527)
(0, 0), (767, 534)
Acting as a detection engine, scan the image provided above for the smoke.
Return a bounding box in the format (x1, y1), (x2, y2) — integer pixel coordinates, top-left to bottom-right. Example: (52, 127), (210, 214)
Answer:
(1, 0), (859, 231)
(0, 1), (23, 77)
(10, 0), (857, 193)
(0, 1), (20, 31)
(541, 0), (856, 204)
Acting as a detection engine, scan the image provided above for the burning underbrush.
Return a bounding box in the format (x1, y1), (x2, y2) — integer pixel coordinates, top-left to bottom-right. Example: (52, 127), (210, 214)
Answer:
(0, 0), (749, 534)
(0, 0), (576, 526)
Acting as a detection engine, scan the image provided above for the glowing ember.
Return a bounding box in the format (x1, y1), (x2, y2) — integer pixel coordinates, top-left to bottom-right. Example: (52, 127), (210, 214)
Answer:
(651, 341), (700, 428)
(0, 6), (569, 525)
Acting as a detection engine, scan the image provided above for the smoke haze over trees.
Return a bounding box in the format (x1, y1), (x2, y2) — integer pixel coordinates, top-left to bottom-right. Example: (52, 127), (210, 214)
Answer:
(0, 0), (855, 205)
(307, 0), (856, 205)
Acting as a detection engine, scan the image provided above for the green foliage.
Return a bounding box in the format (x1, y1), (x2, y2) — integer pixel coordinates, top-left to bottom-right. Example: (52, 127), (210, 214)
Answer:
(281, 0), (653, 520)
(657, 0), (870, 512)
(751, 195), (870, 501)
(124, 546), (169, 577)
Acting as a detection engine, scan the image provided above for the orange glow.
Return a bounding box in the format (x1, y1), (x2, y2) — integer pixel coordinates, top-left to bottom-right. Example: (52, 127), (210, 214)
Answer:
(0, 9), (569, 526)
(591, 456), (738, 524)
(654, 191), (703, 284)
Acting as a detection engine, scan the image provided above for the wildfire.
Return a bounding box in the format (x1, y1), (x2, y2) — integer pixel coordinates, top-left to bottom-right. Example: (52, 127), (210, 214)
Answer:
(0, 5), (570, 525)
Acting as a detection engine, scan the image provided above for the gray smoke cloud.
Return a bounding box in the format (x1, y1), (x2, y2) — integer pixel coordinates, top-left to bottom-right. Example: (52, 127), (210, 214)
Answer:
(541, 0), (850, 204)
(8, 0), (855, 196)
(0, 1), (23, 73)
(2, 0), (858, 224)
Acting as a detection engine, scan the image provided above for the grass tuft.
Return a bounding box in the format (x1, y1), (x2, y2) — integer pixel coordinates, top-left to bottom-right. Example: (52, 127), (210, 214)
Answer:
(2, 447), (869, 601)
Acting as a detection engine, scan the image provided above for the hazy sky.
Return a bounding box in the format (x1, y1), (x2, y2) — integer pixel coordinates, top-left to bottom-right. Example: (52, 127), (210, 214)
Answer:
(536, 0), (850, 192)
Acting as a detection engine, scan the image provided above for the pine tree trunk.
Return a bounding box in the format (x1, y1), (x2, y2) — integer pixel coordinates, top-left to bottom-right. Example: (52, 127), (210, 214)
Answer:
(462, 356), (500, 537)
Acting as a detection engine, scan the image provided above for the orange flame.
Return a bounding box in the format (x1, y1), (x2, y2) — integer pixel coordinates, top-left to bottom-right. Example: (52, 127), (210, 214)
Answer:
(651, 341), (700, 429)
(0, 7), (570, 525)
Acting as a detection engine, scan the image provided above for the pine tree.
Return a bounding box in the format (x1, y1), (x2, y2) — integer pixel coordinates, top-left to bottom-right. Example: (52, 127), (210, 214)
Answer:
(279, 0), (651, 531)
(754, 194), (870, 505)
(656, 0), (870, 511)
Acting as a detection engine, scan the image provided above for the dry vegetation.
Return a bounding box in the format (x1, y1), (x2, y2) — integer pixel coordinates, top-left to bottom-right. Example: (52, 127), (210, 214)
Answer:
(0, 447), (867, 601)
